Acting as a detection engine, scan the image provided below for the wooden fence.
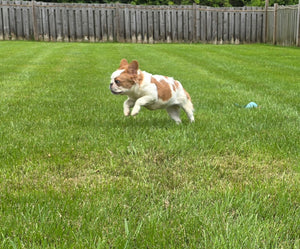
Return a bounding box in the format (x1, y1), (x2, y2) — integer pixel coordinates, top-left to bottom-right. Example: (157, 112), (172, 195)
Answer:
(0, 1), (299, 46)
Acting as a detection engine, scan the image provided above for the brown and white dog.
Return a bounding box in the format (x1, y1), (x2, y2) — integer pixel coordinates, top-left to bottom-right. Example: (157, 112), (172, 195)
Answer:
(109, 59), (194, 123)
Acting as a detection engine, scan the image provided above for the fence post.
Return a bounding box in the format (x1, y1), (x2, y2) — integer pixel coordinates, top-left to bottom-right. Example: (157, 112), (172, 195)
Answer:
(32, 0), (38, 41)
(264, 0), (269, 43)
(273, 3), (278, 45)
(297, 0), (300, 46)
(115, 3), (120, 42)
(193, 3), (197, 43)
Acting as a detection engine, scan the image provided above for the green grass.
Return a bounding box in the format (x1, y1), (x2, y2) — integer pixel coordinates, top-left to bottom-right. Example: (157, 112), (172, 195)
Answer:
(0, 41), (299, 249)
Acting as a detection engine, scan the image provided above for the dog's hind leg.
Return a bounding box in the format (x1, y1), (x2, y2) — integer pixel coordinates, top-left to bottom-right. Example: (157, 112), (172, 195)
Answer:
(166, 105), (182, 124)
(181, 100), (194, 123)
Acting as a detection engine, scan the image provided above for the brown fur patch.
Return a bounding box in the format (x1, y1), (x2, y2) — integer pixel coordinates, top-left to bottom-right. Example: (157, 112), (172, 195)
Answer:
(115, 59), (144, 88)
(115, 73), (135, 89)
(184, 89), (191, 101)
(133, 71), (144, 85)
(115, 71), (144, 89)
(172, 80), (180, 91)
(127, 60), (139, 75)
(151, 77), (172, 101)
(119, 59), (129, 69)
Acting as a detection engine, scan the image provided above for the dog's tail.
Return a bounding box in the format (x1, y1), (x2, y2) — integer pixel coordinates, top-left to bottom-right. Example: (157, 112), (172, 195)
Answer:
(184, 89), (194, 110)
(182, 89), (194, 122)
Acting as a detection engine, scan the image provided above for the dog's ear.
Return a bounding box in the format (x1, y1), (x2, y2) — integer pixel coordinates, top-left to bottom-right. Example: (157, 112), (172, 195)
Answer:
(127, 60), (139, 75)
(119, 59), (129, 69)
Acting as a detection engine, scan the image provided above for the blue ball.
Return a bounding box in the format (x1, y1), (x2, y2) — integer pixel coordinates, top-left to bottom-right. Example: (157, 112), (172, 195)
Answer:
(245, 102), (258, 108)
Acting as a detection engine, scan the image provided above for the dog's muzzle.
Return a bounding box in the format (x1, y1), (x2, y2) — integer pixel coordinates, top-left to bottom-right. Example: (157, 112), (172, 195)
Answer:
(110, 83), (122, 95)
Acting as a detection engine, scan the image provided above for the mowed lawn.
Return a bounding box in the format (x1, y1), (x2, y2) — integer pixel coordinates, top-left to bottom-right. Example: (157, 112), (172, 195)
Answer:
(0, 41), (299, 248)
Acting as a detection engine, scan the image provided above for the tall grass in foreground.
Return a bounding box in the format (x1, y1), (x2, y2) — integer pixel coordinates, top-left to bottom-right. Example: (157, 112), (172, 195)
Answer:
(0, 41), (299, 248)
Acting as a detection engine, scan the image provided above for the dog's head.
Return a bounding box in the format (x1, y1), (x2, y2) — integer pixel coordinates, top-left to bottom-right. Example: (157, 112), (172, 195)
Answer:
(110, 59), (142, 95)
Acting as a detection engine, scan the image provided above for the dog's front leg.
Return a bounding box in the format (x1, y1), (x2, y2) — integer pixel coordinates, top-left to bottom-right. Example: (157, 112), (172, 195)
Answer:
(131, 96), (155, 116)
(123, 98), (135, 116)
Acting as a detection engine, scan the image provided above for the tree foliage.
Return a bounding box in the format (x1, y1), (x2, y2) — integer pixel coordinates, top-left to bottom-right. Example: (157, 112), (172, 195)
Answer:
(35, 0), (298, 6)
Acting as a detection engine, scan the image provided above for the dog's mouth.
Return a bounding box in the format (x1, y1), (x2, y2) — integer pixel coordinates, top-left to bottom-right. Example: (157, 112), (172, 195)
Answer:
(110, 89), (123, 95)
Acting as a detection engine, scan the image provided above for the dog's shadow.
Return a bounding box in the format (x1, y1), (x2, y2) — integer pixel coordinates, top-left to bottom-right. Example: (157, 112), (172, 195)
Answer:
(109, 114), (193, 129)
(120, 116), (172, 128)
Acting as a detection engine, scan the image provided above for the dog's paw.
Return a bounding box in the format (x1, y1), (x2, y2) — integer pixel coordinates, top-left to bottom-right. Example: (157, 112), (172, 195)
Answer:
(131, 106), (140, 116)
(124, 110), (131, 116)
(131, 111), (139, 116)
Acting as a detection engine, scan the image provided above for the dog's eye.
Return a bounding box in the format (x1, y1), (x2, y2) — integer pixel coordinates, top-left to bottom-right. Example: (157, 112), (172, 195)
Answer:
(115, 79), (121, 84)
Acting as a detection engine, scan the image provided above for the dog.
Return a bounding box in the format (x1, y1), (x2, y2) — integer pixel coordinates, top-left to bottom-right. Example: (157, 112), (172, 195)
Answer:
(109, 59), (194, 124)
